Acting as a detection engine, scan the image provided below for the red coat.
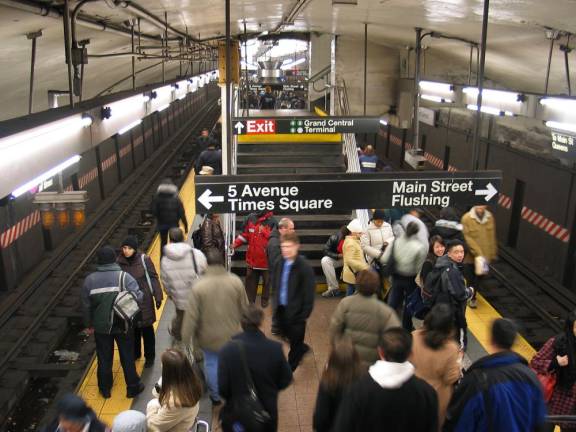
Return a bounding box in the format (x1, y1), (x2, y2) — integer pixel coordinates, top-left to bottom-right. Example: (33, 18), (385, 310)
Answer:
(233, 212), (276, 269)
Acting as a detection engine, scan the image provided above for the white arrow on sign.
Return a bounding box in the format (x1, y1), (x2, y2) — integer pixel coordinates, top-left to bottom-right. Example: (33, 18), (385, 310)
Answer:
(198, 189), (225, 209)
(234, 121), (245, 134)
(475, 182), (498, 202)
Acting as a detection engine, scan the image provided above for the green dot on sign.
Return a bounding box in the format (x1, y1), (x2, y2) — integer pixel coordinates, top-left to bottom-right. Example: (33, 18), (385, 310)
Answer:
(290, 128), (295, 133)
(290, 120), (295, 126)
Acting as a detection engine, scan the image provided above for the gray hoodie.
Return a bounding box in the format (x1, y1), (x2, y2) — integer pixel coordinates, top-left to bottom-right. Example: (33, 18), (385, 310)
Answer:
(112, 410), (147, 432)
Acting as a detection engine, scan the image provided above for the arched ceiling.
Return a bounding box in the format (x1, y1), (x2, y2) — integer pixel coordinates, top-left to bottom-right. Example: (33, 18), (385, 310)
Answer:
(1, 0), (576, 121)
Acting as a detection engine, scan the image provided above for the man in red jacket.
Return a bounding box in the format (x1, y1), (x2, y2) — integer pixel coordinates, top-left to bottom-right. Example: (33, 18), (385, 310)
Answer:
(232, 211), (277, 307)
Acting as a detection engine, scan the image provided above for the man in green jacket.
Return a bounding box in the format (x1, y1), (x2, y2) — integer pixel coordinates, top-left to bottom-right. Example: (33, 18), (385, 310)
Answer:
(81, 246), (144, 399)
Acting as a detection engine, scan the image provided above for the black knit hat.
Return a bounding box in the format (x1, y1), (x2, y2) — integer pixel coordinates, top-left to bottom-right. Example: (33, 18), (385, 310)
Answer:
(121, 235), (139, 251)
(96, 246), (117, 265)
(372, 209), (387, 221)
(57, 393), (91, 423)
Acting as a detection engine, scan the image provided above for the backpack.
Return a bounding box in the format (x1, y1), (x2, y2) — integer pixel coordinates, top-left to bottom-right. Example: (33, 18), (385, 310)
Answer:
(191, 216), (207, 250)
(113, 272), (140, 324)
(421, 268), (445, 308)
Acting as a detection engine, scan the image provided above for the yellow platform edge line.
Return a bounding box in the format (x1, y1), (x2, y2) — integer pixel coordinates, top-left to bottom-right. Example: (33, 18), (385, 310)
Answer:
(238, 133), (341, 143)
(466, 293), (536, 361)
(78, 169), (197, 422)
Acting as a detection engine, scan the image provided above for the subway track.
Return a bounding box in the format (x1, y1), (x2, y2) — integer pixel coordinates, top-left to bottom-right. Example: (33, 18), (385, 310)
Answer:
(1, 101), (220, 431)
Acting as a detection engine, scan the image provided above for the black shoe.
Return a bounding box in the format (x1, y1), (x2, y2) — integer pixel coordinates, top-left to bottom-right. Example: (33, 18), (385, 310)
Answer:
(144, 358), (155, 368)
(99, 389), (111, 399)
(126, 382), (145, 398)
(210, 397), (222, 406)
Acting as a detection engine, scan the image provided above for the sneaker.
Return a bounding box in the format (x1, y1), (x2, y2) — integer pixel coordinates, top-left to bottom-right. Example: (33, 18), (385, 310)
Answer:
(99, 389), (111, 399)
(468, 298), (477, 309)
(321, 289), (339, 298)
(126, 382), (145, 398)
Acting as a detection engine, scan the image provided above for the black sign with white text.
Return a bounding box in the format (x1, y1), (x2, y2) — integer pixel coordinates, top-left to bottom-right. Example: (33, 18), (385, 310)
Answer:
(195, 171), (502, 214)
(551, 131), (576, 158)
(232, 116), (382, 135)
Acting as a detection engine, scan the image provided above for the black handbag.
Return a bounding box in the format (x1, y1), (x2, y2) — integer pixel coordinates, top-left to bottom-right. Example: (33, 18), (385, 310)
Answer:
(379, 241), (396, 278)
(220, 341), (273, 432)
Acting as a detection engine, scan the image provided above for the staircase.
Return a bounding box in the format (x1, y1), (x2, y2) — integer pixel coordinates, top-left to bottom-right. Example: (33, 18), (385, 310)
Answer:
(230, 126), (352, 285)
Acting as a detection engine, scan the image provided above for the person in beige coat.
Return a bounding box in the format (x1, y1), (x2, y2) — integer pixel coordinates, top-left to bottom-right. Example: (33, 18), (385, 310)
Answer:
(146, 349), (203, 432)
(330, 270), (401, 369)
(342, 219), (369, 296)
(409, 304), (461, 430)
(180, 249), (249, 405)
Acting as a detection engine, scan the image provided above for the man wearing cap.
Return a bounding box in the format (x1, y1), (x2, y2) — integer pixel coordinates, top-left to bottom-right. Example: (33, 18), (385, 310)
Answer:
(342, 219), (369, 296)
(41, 393), (107, 432)
(195, 141), (222, 175)
(81, 246), (145, 399)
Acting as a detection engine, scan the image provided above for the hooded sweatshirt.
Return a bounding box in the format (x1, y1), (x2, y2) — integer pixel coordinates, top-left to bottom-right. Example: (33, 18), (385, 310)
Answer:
(160, 243), (207, 310)
(333, 359), (438, 432)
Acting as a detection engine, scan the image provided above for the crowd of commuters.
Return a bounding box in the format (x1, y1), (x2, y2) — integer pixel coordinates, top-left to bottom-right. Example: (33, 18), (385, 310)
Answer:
(69, 193), (569, 432)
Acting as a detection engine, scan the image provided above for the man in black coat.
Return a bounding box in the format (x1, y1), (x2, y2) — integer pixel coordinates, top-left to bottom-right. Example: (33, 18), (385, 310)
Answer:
(333, 328), (438, 432)
(151, 179), (188, 256)
(218, 305), (293, 432)
(195, 143), (222, 175)
(271, 232), (316, 371)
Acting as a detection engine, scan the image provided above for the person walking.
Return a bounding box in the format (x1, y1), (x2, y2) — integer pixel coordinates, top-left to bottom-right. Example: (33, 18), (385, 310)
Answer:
(161, 228), (207, 341)
(359, 145), (379, 173)
(420, 235), (446, 284)
(232, 210), (277, 307)
(430, 207), (464, 243)
(218, 305), (293, 432)
(361, 209), (395, 267)
(41, 393), (108, 432)
(396, 208), (429, 247)
(266, 217), (295, 276)
(422, 240), (473, 350)
(81, 246), (144, 399)
(259, 86), (276, 109)
(195, 142), (222, 175)
(409, 304), (461, 430)
(320, 226), (348, 298)
(146, 349), (203, 432)
(195, 128), (217, 150)
(461, 205), (498, 309)
(330, 269), (400, 369)
(531, 310), (576, 432)
(271, 232), (316, 371)
(181, 249), (249, 405)
(445, 319), (546, 432)
(313, 337), (364, 432)
(199, 213), (225, 261)
(380, 222), (427, 330)
(152, 179), (188, 256)
(117, 236), (163, 368)
(342, 219), (369, 296)
(333, 328), (438, 432)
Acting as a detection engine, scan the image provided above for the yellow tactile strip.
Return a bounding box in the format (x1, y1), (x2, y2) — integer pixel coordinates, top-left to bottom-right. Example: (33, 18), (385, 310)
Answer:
(466, 293), (536, 360)
(78, 169), (197, 425)
(237, 133), (342, 143)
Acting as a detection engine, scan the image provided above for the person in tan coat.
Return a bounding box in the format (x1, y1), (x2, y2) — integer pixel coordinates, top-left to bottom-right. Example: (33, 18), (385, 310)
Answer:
(181, 249), (249, 405)
(342, 218), (369, 296)
(461, 205), (497, 308)
(146, 349), (203, 432)
(409, 304), (461, 430)
(330, 270), (401, 369)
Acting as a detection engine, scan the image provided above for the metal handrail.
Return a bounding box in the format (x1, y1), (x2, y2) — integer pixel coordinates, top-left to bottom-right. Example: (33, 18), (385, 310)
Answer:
(224, 87), (240, 269)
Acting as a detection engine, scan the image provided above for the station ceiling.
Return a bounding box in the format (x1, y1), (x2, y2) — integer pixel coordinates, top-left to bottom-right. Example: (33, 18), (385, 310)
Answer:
(1, 0), (576, 121)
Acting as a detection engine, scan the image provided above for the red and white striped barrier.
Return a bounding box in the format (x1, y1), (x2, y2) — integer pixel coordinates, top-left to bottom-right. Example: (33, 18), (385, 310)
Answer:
(0, 210), (41, 249)
(101, 154), (117, 172)
(79, 168), (98, 189)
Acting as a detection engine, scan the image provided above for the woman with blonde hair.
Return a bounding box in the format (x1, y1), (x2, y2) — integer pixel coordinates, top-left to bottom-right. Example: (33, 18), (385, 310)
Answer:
(146, 349), (203, 432)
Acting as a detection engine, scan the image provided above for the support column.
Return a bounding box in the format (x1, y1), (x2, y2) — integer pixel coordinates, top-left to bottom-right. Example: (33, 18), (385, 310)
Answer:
(27, 31), (42, 114)
(413, 27), (422, 150)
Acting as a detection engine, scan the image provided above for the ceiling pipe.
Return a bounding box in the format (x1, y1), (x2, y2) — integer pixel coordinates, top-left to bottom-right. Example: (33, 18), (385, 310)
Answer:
(272, 0), (315, 33)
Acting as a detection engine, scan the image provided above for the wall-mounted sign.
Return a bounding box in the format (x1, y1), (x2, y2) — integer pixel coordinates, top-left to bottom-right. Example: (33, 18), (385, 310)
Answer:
(232, 116), (382, 135)
(419, 107), (437, 127)
(551, 131), (576, 158)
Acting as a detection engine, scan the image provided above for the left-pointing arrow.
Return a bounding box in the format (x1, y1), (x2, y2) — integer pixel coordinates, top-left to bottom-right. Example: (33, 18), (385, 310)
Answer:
(198, 189), (225, 209)
(475, 182), (498, 202)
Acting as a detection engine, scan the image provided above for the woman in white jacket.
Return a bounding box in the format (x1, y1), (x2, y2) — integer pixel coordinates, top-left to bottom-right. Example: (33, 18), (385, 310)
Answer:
(147, 349), (203, 432)
(361, 209), (395, 266)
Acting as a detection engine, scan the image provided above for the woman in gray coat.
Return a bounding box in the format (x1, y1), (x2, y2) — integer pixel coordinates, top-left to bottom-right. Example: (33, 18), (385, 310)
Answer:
(118, 235), (163, 368)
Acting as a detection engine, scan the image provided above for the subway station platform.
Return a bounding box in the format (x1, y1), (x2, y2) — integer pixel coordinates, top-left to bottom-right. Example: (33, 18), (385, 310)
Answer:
(77, 165), (537, 430)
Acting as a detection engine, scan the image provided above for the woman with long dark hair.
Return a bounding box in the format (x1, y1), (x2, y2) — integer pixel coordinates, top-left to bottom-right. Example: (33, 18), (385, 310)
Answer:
(410, 304), (461, 430)
(420, 235), (445, 284)
(146, 349), (203, 432)
(531, 310), (576, 431)
(313, 336), (364, 432)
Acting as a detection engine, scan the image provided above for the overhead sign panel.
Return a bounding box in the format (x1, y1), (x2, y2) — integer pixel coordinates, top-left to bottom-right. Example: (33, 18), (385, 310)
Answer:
(195, 171), (502, 214)
(232, 116), (382, 135)
(551, 130), (576, 158)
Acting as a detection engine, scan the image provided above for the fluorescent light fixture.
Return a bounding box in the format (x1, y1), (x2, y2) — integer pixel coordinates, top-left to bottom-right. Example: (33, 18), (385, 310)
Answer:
(545, 121), (576, 134)
(421, 95), (453, 103)
(280, 58), (306, 70)
(81, 115), (93, 127)
(466, 104), (514, 116)
(379, 119), (388, 126)
(540, 97), (576, 110)
(463, 87), (522, 103)
(142, 95), (151, 103)
(241, 60), (258, 70)
(118, 119), (142, 135)
(156, 104), (169, 112)
(419, 81), (453, 93)
(12, 155), (81, 198)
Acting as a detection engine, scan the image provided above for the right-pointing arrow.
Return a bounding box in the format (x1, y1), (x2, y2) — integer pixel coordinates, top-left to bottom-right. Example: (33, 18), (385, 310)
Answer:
(198, 189), (225, 210)
(475, 182), (498, 202)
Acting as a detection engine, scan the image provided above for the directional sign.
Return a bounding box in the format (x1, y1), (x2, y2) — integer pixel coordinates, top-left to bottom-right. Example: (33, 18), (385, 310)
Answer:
(551, 130), (576, 158)
(195, 171), (502, 214)
(232, 116), (382, 135)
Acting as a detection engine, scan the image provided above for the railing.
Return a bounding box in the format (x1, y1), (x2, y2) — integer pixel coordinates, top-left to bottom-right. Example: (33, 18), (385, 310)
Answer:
(224, 87), (240, 269)
(308, 64), (331, 111)
(334, 79), (370, 228)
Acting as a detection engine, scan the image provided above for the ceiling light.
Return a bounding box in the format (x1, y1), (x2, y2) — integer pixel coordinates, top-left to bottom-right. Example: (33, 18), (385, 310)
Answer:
(118, 119), (142, 135)
(463, 87), (523, 103)
(419, 81), (454, 93)
(540, 97), (576, 110)
(545, 121), (576, 134)
(81, 114), (93, 127)
(142, 95), (151, 103)
(280, 58), (306, 70)
(12, 155), (81, 198)
(379, 119), (388, 126)
(467, 104), (514, 116)
(421, 95), (453, 103)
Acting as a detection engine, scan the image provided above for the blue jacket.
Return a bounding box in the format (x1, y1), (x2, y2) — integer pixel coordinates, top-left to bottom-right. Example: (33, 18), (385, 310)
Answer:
(359, 154), (378, 172)
(444, 351), (546, 432)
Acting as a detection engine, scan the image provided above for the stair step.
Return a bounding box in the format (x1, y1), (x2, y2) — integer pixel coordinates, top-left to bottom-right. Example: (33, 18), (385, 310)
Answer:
(231, 259), (327, 277)
(238, 154), (344, 165)
(237, 143), (342, 153)
(237, 165), (345, 174)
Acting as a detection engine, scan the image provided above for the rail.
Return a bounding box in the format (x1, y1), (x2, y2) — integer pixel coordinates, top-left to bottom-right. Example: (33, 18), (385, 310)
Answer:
(334, 79), (370, 228)
(224, 87), (240, 269)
